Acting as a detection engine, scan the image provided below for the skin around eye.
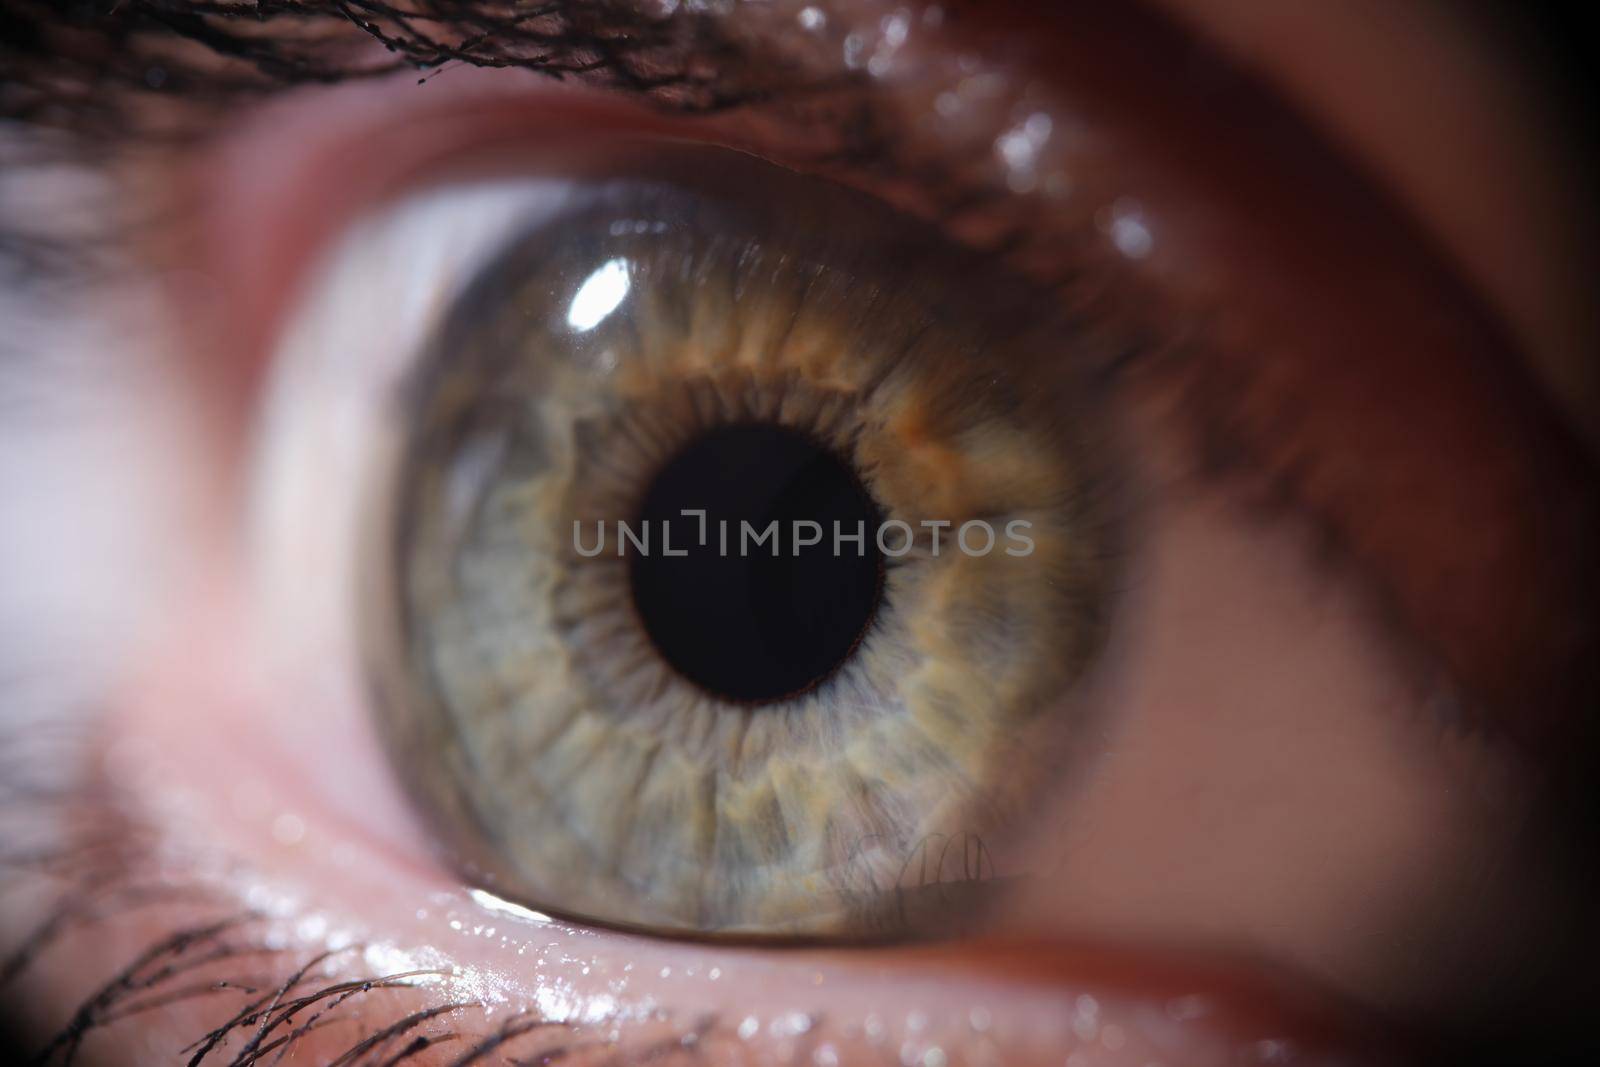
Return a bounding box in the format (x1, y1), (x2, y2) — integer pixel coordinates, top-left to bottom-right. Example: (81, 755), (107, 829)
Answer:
(1, 3), (1594, 1065)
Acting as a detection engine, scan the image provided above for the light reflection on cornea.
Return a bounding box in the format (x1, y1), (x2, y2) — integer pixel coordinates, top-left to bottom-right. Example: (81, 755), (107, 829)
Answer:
(566, 256), (632, 332)
(470, 885), (556, 924)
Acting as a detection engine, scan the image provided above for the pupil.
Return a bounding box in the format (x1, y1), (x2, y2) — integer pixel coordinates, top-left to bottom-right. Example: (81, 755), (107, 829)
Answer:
(630, 423), (884, 704)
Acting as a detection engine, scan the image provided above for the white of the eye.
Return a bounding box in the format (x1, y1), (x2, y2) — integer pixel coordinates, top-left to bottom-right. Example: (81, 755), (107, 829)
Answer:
(566, 257), (631, 332)
(250, 178), (573, 679)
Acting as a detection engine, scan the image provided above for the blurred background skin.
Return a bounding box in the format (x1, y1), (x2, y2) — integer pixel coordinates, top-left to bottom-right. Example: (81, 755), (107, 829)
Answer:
(0, 2), (1594, 1065)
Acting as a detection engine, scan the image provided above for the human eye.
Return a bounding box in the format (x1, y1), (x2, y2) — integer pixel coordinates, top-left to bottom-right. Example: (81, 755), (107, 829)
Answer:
(264, 149), (1123, 942)
(1, 3), (1594, 1067)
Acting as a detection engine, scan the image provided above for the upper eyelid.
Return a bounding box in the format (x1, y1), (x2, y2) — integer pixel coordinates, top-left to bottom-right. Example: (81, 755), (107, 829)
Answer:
(1151, 0), (1600, 456)
(0, 2), (869, 152)
(0, 0), (1479, 303)
(0, 0), (1545, 345)
(9, 3), (1595, 754)
(0, 2), (1263, 282)
(0, 2), (963, 282)
(0, 0), (1570, 335)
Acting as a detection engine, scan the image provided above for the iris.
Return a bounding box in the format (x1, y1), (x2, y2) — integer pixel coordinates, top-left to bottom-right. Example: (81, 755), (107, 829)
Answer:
(374, 162), (1114, 937)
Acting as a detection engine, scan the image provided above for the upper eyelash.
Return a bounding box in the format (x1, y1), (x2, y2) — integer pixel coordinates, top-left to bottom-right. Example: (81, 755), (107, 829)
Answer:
(0, 1), (899, 254)
(0, 0), (849, 115)
(0, 0), (1053, 295)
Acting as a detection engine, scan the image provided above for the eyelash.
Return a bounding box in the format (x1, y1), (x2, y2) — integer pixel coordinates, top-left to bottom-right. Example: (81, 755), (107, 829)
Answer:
(0, 2), (868, 194)
(0, 709), (745, 1064)
(2, 1), (1033, 289)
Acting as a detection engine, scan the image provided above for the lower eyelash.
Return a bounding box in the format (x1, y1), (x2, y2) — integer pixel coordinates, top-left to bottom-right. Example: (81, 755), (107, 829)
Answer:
(0, 719), (469, 1064)
(0, 718), (834, 1067)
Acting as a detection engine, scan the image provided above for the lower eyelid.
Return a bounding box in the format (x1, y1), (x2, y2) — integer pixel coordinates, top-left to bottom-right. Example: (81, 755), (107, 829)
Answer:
(121, 380), (1510, 1053)
(73, 606), (1394, 1067)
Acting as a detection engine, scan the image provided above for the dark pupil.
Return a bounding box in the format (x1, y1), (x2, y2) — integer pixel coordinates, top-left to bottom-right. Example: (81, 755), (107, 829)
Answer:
(630, 423), (884, 705)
